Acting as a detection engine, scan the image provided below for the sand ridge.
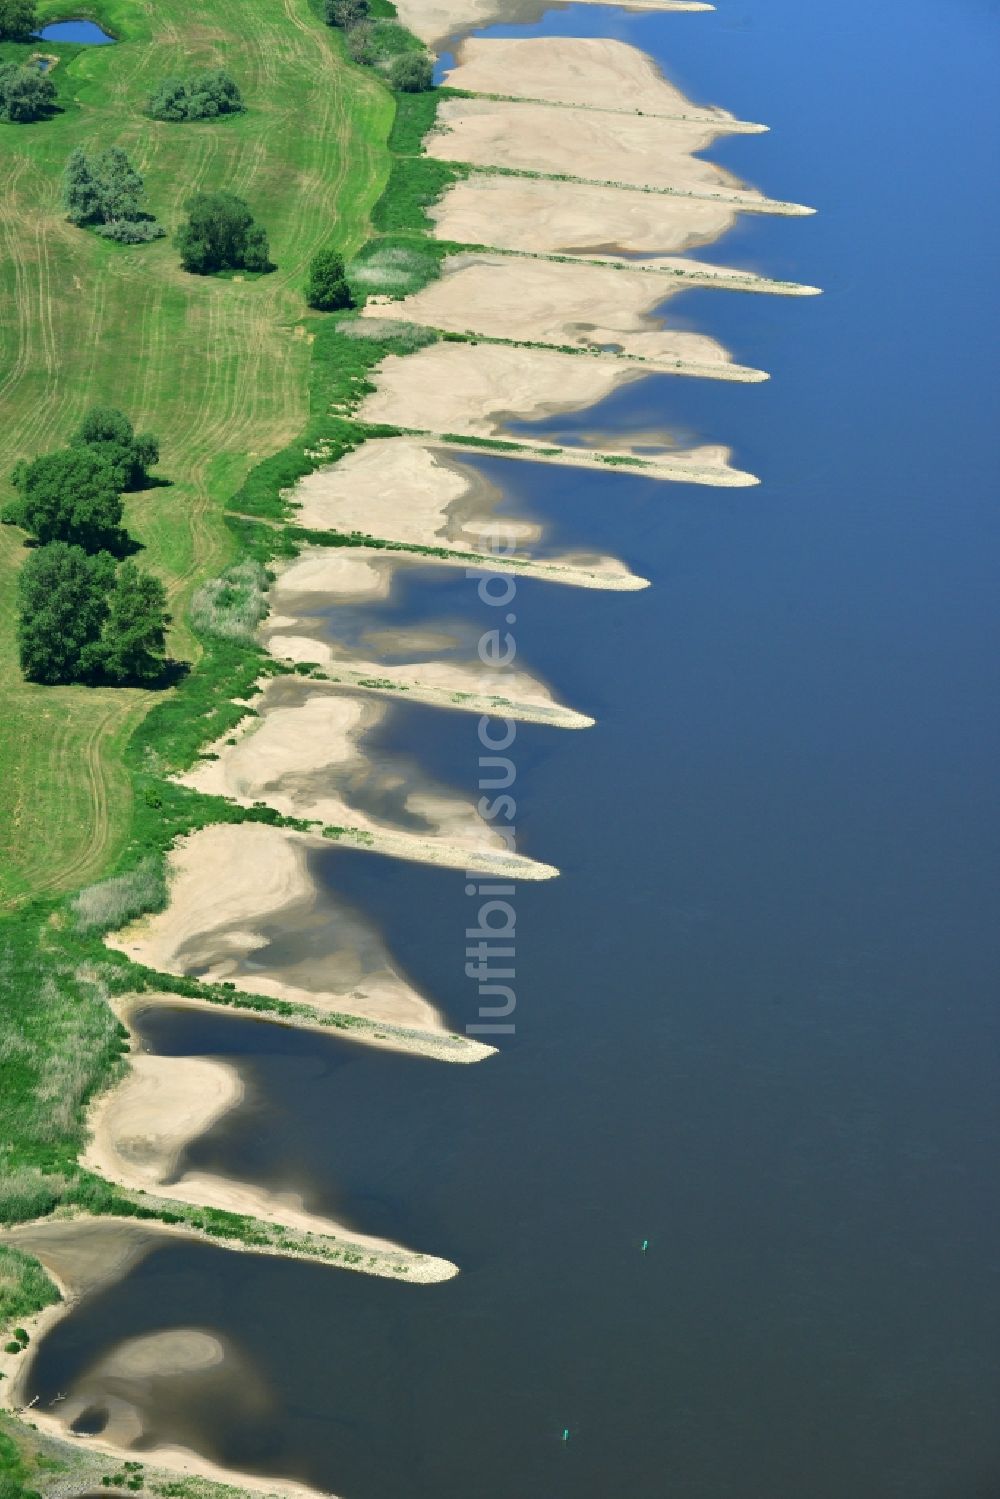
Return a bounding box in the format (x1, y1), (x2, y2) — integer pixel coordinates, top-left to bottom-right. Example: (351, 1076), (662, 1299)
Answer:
(180, 677), (560, 879)
(396, 0), (713, 47)
(107, 823), (455, 1038)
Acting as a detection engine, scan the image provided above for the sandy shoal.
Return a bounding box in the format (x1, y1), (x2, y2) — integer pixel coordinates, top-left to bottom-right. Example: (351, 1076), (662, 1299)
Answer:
(354, 342), (749, 484)
(432, 172), (737, 258)
(290, 436), (645, 586)
(443, 35), (739, 123)
(396, 0), (712, 46)
(263, 546), (598, 723)
(81, 1050), (414, 1253)
(107, 822), (445, 1034)
(361, 252), (764, 375)
(180, 678), (557, 878)
(428, 96), (753, 197)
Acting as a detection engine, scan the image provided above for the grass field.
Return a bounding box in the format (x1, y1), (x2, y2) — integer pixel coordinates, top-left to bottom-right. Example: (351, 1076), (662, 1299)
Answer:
(0, 0), (394, 904)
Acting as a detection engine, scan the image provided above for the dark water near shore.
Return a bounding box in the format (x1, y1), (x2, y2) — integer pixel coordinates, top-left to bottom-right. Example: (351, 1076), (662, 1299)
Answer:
(28, 0), (1000, 1494)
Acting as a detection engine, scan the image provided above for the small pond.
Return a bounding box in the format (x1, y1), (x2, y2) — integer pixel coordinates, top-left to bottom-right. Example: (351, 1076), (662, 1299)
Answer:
(34, 18), (115, 43)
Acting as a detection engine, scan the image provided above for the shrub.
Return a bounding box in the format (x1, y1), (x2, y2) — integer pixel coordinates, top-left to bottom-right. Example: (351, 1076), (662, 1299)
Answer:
(94, 219), (166, 243)
(345, 19), (374, 64)
(0, 1166), (61, 1225)
(72, 856), (166, 933)
(306, 248), (353, 311)
(176, 191), (272, 274)
(189, 560), (269, 642)
(147, 69), (245, 122)
(324, 0), (368, 25)
(3, 1342), (21, 1355)
(0, 62), (56, 122)
(388, 52), (434, 93)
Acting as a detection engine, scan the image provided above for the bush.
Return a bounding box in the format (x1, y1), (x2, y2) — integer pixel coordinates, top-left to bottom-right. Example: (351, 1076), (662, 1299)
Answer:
(147, 69), (245, 122)
(0, 62), (56, 122)
(0, 1167), (61, 1225)
(324, 0), (368, 25)
(176, 191), (272, 274)
(0, 0), (37, 41)
(388, 51), (433, 92)
(306, 248), (353, 311)
(189, 560), (269, 642)
(94, 219), (166, 243)
(72, 856), (166, 933)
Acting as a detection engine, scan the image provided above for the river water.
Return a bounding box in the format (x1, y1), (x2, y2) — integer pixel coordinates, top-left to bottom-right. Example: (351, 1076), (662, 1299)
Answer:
(26, 1), (1000, 1495)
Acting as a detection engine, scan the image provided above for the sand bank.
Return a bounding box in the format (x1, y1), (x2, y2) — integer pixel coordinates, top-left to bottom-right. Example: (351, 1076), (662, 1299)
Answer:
(396, 0), (712, 47)
(107, 823), (452, 1038)
(290, 437), (647, 588)
(432, 173), (740, 258)
(264, 547), (599, 724)
(354, 342), (755, 485)
(362, 252), (771, 377)
(180, 679), (559, 879)
(81, 1049), (427, 1257)
(428, 97), (809, 212)
(444, 35), (745, 125)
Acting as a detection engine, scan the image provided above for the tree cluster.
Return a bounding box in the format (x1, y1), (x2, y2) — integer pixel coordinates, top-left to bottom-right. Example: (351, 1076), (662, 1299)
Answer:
(305, 248), (353, 311)
(175, 191), (271, 274)
(5, 407), (159, 551)
(17, 544), (169, 685)
(322, 0), (433, 89)
(63, 146), (165, 243)
(146, 68), (245, 122)
(0, 62), (56, 122)
(0, 0), (37, 41)
(6, 410), (170, 685)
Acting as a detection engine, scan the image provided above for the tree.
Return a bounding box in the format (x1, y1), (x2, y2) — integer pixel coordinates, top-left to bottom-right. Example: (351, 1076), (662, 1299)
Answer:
(175, 191), (271, 274)
(0, 0), (37, 41)
(388, 52), (434, 93)
(324, 0), (368, 26)
(96, 559), (169, 683)
(0, 63), (57, 123)
(305, 248), (353, 311)
(63, 146), (102, 225)
(345, 20), (374, 64)
(4, 446), (123, 550)
(16, 543), (115, 685)
(147, 68), (244, 122)
(72, 405), (160, 489)
(62, 146), (163, 240)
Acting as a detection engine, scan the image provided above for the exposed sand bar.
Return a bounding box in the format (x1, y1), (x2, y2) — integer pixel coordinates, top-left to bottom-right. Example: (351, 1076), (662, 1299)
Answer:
(181, 680), (559, 879)
(264, 549), (599, 723)
(355, 343), (757, 485)
(107, 823), (485, 1054)
(427, 98), (812, 212)
(444, 35), (752, 126)
(81, 1042), (439, 1261)
(291, 438), (648, 587)
(362, 254), (770, 380)
(433, 173), (740, 259)
(397, 0), (713, 46)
